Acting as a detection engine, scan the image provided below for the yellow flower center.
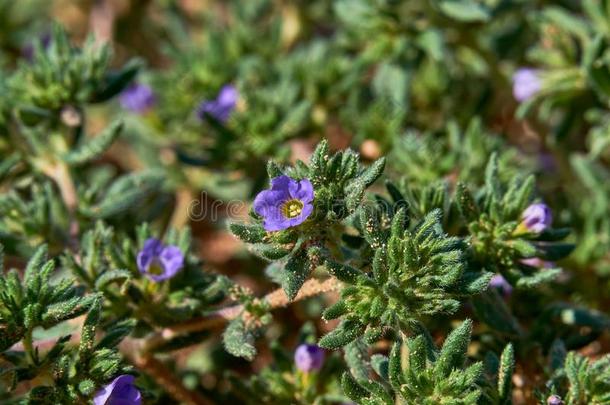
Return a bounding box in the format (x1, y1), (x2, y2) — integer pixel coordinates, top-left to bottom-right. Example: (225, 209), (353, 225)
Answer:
(282, 199), (304, 219)
(148, 261), (164, 275)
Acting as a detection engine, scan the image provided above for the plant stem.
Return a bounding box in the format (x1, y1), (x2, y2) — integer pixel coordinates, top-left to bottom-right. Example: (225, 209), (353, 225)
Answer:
(143, 277), (341, 352)
(22, 329), (35, 366)
(41, 161), (80, 248)
(120, 339), (215, 405)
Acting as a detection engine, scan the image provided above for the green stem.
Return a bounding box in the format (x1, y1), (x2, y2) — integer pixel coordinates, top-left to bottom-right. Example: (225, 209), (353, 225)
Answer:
(23, 329), (36, 366)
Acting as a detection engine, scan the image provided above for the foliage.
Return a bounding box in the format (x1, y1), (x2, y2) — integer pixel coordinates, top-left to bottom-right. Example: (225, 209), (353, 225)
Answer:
(1, 1), (610, 404)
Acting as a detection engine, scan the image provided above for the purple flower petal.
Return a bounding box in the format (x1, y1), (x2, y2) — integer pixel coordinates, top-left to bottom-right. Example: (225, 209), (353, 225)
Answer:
(137, 239), (184, 282)
(154, 246), (185, 281)
(253, 176), (315, 231)
(294, 344), (325, 372)
(253, 190), (285, 218)
(217, 85), (239, 106)
(270, 175), (293, 192)
(521, 203), (552, 233)
(94, 375), (141, 405)
(513, 68), (541, 102)
(136, 238), (164, 273)
(547, 395), (564, 405)
(290, 179), (314, 203)
(521, 257), (553, 268)
(489, 274), (512, 297)
(120, 83), (156, 114)
(197, 84), (238, 123)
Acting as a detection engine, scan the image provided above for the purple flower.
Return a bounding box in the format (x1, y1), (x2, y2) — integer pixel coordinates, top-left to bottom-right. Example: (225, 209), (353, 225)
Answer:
(137, 238), (184, 281)
(94, 375), (141, 405)
(22, 33), (51, 61)
(253, 175), (314, 232)
(547, 395), (564, 405)
(513, 68), (542, 102)
(197, 84), (238, 123)
(521, 203), (552, 233)
(521, 257), (553, 268)
(489, 274), (512, 297)
(120, 83), (156, 114)
(294, 344), (325, 372)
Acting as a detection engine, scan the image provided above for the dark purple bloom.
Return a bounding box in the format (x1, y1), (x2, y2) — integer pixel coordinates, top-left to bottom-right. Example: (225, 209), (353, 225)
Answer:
(547, 395), (564, 405)
(22, 33), (51, 61)
(120, 83), (156, 114)
(513, 68), (541, 102)
(294, 344), (325, 372)
(197, 84), (238, 123)
(539, 153), (557, 173)
(94, 375), (141, 405)
(521, 203), (552, 233)
(489, 274), (512, 297)
(137, 238), (184, 281)
(253, 175), (314, 232)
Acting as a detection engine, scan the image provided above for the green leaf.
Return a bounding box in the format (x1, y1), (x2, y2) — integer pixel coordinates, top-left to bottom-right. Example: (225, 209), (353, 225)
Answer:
(229, 223), (266, 243)
(64, 121), (123, 166)
(319, 319), (365, 349)
(250, 244), (292, 260)
(341, 372), (369, 402)
(95, 270), (131, 290)
(325, 259), (360, 284)
(455, 182), (479, 222)
(358, 157), (386, 188)
(92, 58), (144, 102)
(223, 318), (256, 361)
(434, 319), (472, 378)
(79, 297), (101, 357)
(438, 0), (491, 22)
(281, 248), (310, 301)
(472, 291), (522, 336)
(497, 344), (515, 403)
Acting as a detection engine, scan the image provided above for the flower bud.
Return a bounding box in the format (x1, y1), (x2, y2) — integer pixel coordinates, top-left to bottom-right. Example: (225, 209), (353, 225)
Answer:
(547, 394), (564, 405)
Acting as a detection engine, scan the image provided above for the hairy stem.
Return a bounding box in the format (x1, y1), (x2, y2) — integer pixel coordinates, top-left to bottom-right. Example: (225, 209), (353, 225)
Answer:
(120, 339), (215, 405)
(144, 277), (341, 351)
(42, 161), (80, 247)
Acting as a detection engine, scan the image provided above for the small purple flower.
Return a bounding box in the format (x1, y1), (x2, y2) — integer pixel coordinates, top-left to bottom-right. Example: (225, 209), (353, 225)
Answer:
(521, 257), (553, 268)
(22, 33), (51, 61)
(547, 395), (564, 405)
(197, 84), (238, 123)
(120, 83), (156, 114)
(253, 175), (314, 232)
(489, 274), (512, 297)
(94, 375), (141, 405)
(513, 68), (542, 102)
(137, 238), (184, 281)
(521, 203), (552, 233)
(294, 344), (325, 372)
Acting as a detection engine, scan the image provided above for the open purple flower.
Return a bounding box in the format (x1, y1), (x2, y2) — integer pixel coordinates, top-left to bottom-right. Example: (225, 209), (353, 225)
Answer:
(253, 175), (314, 232)
(521, 203), (552, 233)
(294, 344), (325, 372)
(489, 274), (512, 297)
(94, 375), (141, 405)
(137, 238), (184, 281)
(120, 83), (156, 114)
(197, 84), (238, 123)
(513, 68), (541, 102)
